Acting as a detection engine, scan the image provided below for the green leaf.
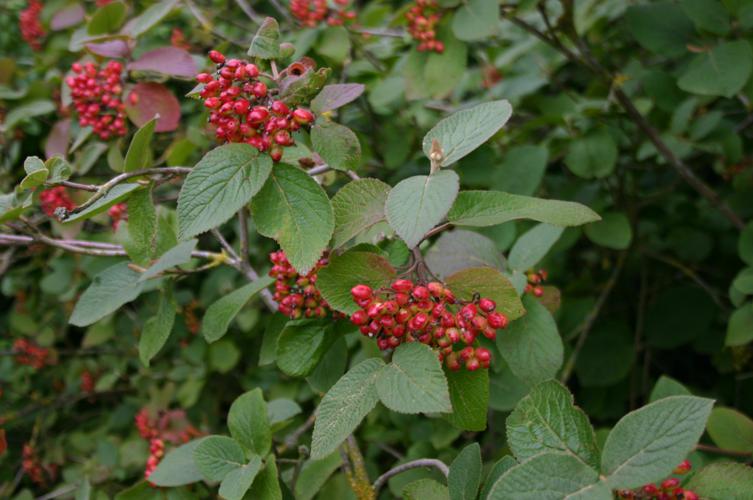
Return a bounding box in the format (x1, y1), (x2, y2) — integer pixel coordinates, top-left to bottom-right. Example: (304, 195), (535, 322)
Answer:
(491, 145), (548, 196)
(247, 456), (282, 500)
(403, 479), (450, 500)
(425, 229), (504, 279)
(443, 368), (488, 431)
(138, 239), (197, 282)
(294, 452), (343, 500)
(248, 17), (280, 59)
(70, 262), (145, 327)
(310, 358), (385, 459)
(64, 183), (141, 223)
(124, 188), (158, 266)
(251, 163), (334, 274)
(375, 342), (452, 414)
(487, 452), (601, 500)
(75, 478), (91, 500)
(447, 191), (600, 228)
(506, 380), (600, 469)
(480, 456), (517, 500)
(497, 295), (563, 386)
(138, 288), (176, 367)
(404, 32), (467, 100)
(228, 388), (272, 456)
(193, 435), (246, 482)
(448, 443), (482, 500)
(707, 407), (753, 453)
(681, 0), (731, 35)
(148, 438), (205, 487)
(178, 144), (272, 241)
(308, 336), (348, 393)
(316, 26), (351, 63)
(311, 122), (361, 171)
(124, 118), (156, 172)
(201, 276), (275, 343)
(601, 396), (714, 489)
(124, 0), (180, 37)
(276, 319), (337, 377)
(685, 462), (753, 500)
(87, 1), (126, 35)
(331, 178), (391, 248)
(626, 2), (694, 56)
(649, 375), (691, 403)
(1, 100), (55, 132)
(46, 157), (72, 183)
(446, 266), (525, 320)
(678, 41), (753, 98)
(385, 170), (460, 249)
(733, 268), (753, 295)
(311, 83), (365, 114)
(218, 456), (262, 500)
(451, 0), (499, 41)
(422, 100), (512, 167)
(564, 131), (617, 179)
(508, 224), (564, 271)
(20, 157), (48, 190)
(584, 212), (632, 250)
(726, 304), (753, 346)
(316, 250), (396, 314)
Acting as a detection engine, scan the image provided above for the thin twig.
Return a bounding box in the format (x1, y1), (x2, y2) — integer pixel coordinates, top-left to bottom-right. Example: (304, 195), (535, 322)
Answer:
(239, 208), (251, 264)
(279, 412), (316, 454)
(560, 251), (627, 384)
(0, 233), (219, 260)
(61, 167), (191, 219)
(695, 443), (752, 458)
(372, 459), (449, 493)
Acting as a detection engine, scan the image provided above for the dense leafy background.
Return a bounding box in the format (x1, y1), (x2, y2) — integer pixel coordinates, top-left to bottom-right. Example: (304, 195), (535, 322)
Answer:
(2, 0), (753, 499)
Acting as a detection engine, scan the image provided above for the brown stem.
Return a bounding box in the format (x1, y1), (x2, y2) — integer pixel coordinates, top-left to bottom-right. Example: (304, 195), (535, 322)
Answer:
(696, 443), (752, 458)
(372, 459), (449, 493)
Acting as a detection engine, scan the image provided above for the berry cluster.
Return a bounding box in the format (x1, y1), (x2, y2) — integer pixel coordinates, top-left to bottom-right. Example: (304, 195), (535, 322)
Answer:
(290, 0), (356, 27)
(524, 269), (548, 297)
(66, 61), (128, 140)
(13, 338), (50, 370)
(22, 444), (57, 486)
(20, 0), (45, 51)
(269, 250), (333, 319)
(196, 51), (315, 162)
(405, 0), (445, 53)
(108, 203), (127, 230)
(39, 187), (75, 217)
(349, 280), (507, 371)
(135, 407), (201, 480)
(616, 460), (697, 500)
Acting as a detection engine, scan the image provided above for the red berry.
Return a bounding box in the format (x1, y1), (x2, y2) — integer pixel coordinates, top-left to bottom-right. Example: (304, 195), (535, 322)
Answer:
(673, 460), (691, 475)
(209, 50), (225, 64)
(351, 284), (373, 300)
(487, 312), (508, 329)
(478, 298), (496, 312)
(391, 279), (414, 293)
(292, 108), (315, 124)
(661, 478), (679, 490)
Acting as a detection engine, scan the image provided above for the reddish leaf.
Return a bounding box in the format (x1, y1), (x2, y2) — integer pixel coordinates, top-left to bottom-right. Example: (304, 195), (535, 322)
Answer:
(86, 39), (132, 58)
(311, 83), (365, 114)
(125, 82), (180, 132)
(50, 3), (85, 31)
(128, 46), (198, 79)
(0, 429), (6, 456)
(45, 119), (71, 159)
